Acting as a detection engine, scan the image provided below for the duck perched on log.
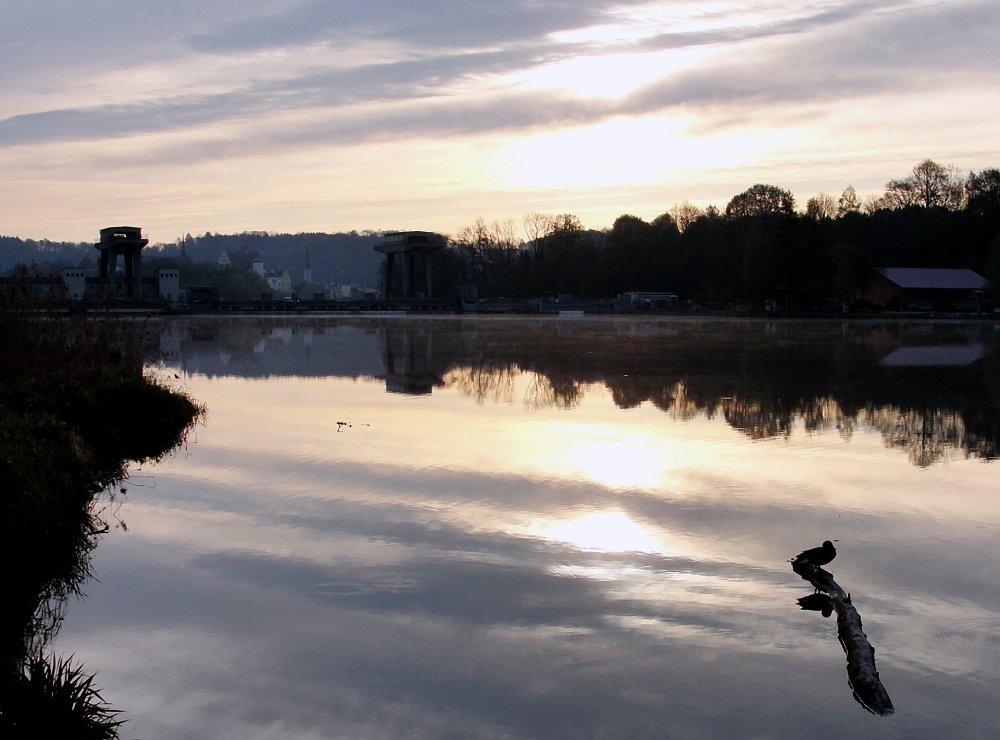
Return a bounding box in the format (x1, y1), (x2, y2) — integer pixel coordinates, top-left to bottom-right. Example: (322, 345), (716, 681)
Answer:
(788, 543), (894, 716)
(791, 540), (837, 567)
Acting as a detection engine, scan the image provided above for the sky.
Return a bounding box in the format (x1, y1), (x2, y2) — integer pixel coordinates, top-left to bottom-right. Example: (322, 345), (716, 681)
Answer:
(2, 0), (999, 244)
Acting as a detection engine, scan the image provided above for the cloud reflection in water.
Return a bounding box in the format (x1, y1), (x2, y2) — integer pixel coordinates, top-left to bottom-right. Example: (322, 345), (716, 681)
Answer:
(54, 317), (1000, 739)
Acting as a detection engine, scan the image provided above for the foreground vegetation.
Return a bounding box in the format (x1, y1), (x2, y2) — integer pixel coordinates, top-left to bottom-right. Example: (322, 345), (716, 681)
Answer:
(0, 295), (203, 738)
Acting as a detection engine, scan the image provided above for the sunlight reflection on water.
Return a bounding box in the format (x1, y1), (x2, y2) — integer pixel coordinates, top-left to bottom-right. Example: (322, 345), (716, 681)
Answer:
(53, 317), (1000, 739)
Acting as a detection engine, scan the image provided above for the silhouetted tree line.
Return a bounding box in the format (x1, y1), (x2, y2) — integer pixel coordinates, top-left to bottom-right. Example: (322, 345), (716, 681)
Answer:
(4, 160), (999, 304)
(0, 237), (91, 278)
(445, 161), (1000, 306)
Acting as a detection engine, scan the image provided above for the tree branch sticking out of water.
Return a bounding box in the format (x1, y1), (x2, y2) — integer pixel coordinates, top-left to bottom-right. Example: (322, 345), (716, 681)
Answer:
(793, 560), (894, 716)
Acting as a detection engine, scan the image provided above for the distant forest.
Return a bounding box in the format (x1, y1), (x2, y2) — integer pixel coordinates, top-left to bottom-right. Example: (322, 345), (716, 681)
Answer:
(441, 160), (1000, 307)
(3, 160), (999, 305)
(0, 230), (386, 299)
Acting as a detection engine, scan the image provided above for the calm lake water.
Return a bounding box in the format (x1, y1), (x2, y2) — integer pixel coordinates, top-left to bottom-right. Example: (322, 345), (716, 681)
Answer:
(56, 316), (1000, 739)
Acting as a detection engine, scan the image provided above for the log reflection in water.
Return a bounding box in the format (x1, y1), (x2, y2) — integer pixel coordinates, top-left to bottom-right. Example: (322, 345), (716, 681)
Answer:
(792, 559), (895, 717)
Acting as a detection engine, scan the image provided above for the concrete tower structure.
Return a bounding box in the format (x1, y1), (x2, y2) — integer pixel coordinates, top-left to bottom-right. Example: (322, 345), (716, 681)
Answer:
(375, 231), (447, 299)
(94, 226), (148, 298)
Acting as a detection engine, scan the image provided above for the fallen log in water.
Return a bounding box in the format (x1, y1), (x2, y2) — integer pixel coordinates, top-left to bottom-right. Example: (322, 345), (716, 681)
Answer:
(793, 561), (894, 716)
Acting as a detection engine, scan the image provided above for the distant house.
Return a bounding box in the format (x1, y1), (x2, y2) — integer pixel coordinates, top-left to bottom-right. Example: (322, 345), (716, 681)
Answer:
(861, 268), (987, 311)
(61, 268), (87, 300)
(158, 268), (181, 303)
(188, 286), (219, 305)
(217, 250), (232, 269)
(266, 270), (292, 294)
(616, 291), (679, 312)
(878, 344), (985, 367)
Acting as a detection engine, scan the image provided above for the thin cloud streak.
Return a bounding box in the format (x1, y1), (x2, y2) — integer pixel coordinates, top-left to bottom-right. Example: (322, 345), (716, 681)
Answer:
(1, 0), (998, 239)
(0, 1), (919, 150)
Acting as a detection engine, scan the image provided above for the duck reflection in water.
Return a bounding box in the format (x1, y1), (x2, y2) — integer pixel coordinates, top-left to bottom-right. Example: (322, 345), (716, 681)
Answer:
(797, 592), (834, 618)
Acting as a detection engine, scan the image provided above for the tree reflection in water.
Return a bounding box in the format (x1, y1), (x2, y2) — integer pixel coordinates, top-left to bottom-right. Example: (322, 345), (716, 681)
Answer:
(434, 321), (998, 467)
(167, 316), (1000, 467)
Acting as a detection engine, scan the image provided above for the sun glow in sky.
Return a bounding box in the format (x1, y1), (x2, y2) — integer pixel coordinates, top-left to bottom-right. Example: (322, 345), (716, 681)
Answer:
(1, 1), (998, 242)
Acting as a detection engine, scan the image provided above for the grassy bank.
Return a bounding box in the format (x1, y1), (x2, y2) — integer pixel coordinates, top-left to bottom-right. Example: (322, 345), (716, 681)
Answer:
(0, 294), (203, 738)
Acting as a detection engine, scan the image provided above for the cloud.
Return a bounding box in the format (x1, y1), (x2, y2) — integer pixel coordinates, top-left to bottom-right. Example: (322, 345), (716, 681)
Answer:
(181, 0), (640, 53)
(0, 44), (559, 149)
(67, 451), (1000, 738)
(3, 1), (999, 239)
(3, 0), (997, 158)
(619, 0), (1000, 122)
(76, 537), (849, 740)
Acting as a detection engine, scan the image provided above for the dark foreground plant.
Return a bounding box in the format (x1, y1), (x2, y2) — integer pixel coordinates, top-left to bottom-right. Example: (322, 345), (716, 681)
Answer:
(1, 654), (124, 739)
(1, 289), (203, 739)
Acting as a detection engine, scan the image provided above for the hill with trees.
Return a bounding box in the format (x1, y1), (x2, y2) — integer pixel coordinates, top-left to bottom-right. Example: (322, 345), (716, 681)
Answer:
(0, 230), (385, 299)
(3, 160), (999, 306)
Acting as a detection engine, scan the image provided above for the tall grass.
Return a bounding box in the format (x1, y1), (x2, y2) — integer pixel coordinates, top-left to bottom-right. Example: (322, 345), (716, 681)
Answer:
(1, 287), (203, 738)
(0, 288), (150, 397)
(2, 654), (124, 739)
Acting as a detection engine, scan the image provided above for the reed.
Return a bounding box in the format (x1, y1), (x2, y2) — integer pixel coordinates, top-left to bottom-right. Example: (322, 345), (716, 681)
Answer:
(0, 288), (203, 738)
(2, 654), (124, 739)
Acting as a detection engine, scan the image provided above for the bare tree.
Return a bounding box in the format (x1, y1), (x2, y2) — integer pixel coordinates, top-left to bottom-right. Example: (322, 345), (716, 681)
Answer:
(805, 193), (837, 220)
(911, 159), (964, 209)
(837, 185), (861, 216)
(862, 193), (884, 214)
(453, 218), (521, 296)
(880, 177), (922, 209)
(522, 212), (555, 257)
(669, 201), (703, 232)
(878, 160), (964, 210)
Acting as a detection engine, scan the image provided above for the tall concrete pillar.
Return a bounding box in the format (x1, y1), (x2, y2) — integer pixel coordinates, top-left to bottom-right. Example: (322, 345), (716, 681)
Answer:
(374, 231), (447, 300)
(94, 226), (148, 299)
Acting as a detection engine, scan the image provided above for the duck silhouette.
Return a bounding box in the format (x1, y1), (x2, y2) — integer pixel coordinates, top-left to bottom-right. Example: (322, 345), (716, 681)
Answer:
(791, 540), (837, 567)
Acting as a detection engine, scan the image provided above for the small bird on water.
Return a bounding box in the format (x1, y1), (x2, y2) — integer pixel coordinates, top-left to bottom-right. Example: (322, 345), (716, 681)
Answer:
(791, 540), (837, 566)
